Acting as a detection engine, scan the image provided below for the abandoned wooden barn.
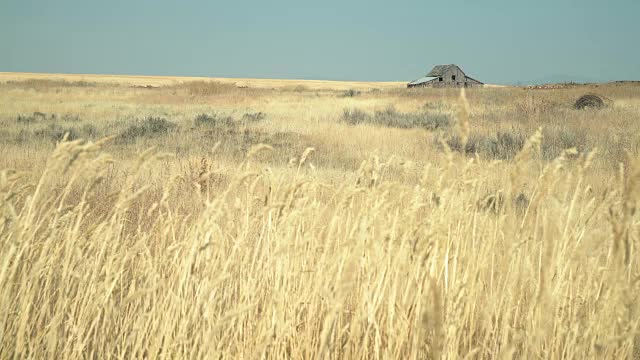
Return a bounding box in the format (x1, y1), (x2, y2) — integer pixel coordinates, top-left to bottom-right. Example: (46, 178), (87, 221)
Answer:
(407, 64), (483, 88)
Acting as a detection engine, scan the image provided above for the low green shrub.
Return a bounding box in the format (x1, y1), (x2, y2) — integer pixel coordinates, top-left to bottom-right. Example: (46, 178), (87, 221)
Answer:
(342, 106), (451, 130)
(194, 113), (234, 128)
(118, 117), (177, 143)
(339, 89), (361, 98)
(34, 124), (81, 142)
(442, 131), (526, 160)
(241, 112), (266, 123)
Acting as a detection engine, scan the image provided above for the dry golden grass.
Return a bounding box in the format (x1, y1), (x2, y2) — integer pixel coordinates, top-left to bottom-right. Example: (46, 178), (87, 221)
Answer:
(0, 73), (639, 358)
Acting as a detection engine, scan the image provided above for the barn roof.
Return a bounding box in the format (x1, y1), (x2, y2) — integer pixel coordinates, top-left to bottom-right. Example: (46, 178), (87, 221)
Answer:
(465, 75), (484, 84)
(426, 64), (463, 77)
(407, 76), (432, 86)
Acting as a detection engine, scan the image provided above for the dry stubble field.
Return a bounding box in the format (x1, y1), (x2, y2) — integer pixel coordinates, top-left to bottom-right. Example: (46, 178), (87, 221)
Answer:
(0, 73), (639, 359)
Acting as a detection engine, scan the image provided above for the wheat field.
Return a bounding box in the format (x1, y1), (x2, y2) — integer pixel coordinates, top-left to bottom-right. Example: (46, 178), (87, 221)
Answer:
(0, 73), (639, 359)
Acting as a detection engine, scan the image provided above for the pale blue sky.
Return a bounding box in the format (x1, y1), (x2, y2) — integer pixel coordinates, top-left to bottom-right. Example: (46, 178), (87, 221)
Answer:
(2, 0), (639, 84)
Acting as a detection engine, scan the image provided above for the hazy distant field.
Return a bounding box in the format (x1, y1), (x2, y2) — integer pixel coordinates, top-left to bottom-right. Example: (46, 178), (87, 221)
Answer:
(0, 72), (407, 90)
(1, 72), (639, 358)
